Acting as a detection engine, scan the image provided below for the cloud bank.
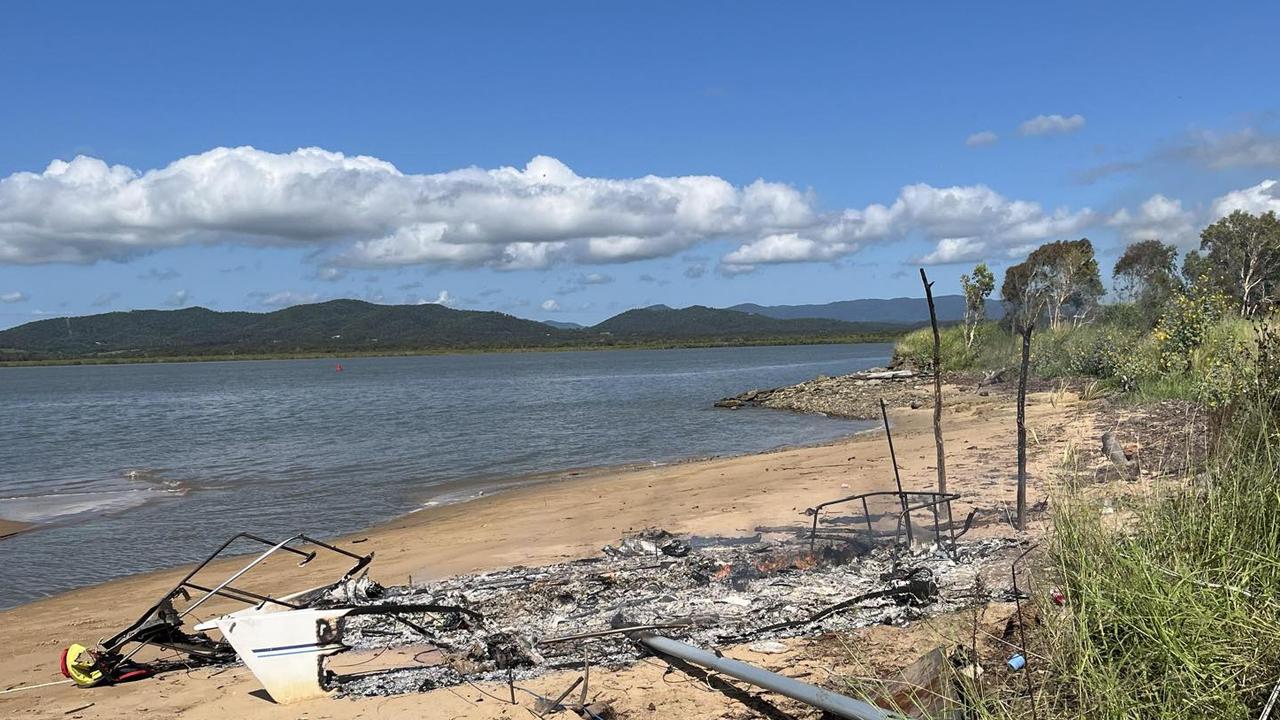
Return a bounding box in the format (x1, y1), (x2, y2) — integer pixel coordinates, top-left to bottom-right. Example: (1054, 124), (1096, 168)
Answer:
(0, 145), (1118, 273)
(6, 145), (1273, 274)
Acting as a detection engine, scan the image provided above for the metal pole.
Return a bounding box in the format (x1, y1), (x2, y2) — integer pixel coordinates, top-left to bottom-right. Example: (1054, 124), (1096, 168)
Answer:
(880, 398), (912, 545)
(636, 634), (894, 720)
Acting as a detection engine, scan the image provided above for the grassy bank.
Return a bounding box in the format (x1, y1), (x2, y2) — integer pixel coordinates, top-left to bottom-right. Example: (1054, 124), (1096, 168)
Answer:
(902, 309), (1280, 716)
(1027, 327), (1280, 719)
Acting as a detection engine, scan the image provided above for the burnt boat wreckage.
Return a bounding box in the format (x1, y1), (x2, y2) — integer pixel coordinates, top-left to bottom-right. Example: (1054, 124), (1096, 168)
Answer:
(60, 502), (1023, 718)
(60, 416), (1023, 719)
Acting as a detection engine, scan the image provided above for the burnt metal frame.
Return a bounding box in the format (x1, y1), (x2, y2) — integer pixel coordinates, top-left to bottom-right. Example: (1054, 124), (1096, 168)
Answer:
(807, 490), (961, 551)
(100, 532), (372, 669)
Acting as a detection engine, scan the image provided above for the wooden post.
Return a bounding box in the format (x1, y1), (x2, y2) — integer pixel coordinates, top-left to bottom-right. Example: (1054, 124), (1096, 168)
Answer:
(919, 268), (947, 494)
(1016, 322), (1033, 531)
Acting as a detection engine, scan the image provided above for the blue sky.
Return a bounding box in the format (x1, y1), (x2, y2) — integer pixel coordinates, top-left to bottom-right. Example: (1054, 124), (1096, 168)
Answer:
(2, 1), (1278, 328)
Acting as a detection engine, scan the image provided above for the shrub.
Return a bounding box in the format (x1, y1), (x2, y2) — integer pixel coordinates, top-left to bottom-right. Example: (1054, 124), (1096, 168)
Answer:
(892, 324), (983, 371)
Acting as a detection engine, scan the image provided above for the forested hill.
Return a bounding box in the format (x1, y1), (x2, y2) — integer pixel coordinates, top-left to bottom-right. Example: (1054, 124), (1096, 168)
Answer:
(593, 305), (902, 339)
(0, 300), (905, 361)
(730, 295), (1003, 324)
(0, 300), (575, 358)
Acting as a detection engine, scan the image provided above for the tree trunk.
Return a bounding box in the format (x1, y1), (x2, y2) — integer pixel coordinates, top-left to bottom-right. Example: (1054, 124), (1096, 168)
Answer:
(920, 268), (947, 494)
(1016, 322), (1032, 531)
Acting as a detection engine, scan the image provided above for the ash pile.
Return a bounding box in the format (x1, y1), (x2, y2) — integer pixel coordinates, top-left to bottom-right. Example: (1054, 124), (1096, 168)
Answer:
(335, 528), (1022, 698)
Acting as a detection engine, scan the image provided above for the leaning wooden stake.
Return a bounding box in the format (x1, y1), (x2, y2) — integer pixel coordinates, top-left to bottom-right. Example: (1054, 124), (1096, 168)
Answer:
(919, 268), (947, 494)
(1016, 322), (1033, 531)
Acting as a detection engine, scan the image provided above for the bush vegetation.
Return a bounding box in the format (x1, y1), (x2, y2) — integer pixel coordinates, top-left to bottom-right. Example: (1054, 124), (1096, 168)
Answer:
(888, 211), (1280, 716)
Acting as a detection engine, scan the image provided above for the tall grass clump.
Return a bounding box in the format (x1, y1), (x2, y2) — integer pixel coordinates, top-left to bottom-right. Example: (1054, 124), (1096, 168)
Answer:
(893, 323), (1010, 372)
(1039, 323), (1280, 718)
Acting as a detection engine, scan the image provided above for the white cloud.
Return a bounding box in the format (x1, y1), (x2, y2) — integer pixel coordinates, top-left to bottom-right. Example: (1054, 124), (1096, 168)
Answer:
(1211, 179), (1280, 218)
(556, 271), (615, 295)
(0, 145), (1101, 272)
(1181, 129), (1280, 170)
(164, 289), (192, 307)
(257, 291), (321, 308)
(722, 182), (1098, 270)
(723, 233), (853, 271)
(315, 266), (345, 282)
(1, 290), (27, 303)
(966, 131), (998, 147)
(420, 290), (455, 306)
(1018, 114), (1086, 137)
(917, 238), (990, 265)
(1107, 194), (1198, 247)
(540, 298), (561, 312)
(138, 267), (179, 282)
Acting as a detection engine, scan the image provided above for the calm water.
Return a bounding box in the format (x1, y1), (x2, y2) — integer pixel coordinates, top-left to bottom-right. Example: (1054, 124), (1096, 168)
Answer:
(0, 343), (888, 608)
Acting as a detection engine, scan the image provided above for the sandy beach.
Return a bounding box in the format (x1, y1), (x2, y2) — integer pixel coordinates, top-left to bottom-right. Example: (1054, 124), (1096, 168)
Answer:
(0, 384), (1097, 719)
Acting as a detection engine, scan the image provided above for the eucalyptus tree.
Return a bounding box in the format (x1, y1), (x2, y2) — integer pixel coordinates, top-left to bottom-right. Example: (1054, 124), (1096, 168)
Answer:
(960, 262), (995, 349)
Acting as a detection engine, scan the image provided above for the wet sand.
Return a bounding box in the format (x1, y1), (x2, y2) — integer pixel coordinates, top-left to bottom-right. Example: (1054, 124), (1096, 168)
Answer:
(0, 385), (1097, 719)
(0, 518), (34, 540)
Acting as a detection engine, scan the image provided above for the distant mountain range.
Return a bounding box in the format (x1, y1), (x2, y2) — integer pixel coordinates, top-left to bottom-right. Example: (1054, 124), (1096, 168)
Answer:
(0, 296), (956, 361)
(729, 295), (1001, 325)
(541, 320), (585, 330)
(594, 305), (900, 339)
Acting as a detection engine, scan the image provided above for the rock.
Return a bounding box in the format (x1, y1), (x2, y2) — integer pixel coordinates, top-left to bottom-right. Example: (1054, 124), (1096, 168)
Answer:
(748, 640), (789, 654)
(1102, 431), (1139, 478)
(910, 400), (922, 409)
(978, 390), (989, 397)
(982, 368), (1009, 385)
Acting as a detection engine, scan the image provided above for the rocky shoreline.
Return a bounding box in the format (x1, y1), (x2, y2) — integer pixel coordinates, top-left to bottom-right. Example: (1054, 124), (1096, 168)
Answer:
(715, 367), (933, 419)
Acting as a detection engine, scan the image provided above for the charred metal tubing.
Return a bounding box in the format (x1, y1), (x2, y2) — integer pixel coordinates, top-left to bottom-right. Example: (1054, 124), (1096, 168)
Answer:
(880, 398), (912, 544)
(103, 532), (363, 651)
(180, 581), (305, 611)
(635, 633), (894, 720)
(104, 532), (309, 651)
(891, 494), (962, 547)
(807, 490), (959, 551)
(103, 532), (372, 666)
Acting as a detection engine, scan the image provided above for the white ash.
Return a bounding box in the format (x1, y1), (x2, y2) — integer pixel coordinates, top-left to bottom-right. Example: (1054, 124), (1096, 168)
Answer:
(332, 531), (1023, 698)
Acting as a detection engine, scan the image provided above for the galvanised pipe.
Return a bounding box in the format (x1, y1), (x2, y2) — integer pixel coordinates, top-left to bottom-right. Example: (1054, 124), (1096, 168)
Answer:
(635, 633), (897, 720)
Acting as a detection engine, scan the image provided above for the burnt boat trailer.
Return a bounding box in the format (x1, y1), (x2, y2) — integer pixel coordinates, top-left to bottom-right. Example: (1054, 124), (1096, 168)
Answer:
(69, 532), (474, 693)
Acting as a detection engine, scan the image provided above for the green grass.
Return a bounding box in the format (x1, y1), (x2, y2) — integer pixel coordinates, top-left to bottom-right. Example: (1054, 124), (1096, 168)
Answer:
(1034, 390), (1280, 718)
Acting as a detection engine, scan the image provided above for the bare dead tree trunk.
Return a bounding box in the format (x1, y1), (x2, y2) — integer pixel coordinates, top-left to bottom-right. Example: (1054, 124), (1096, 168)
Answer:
(920, 268), (947, 494)
(1016, 322), (1033, 531)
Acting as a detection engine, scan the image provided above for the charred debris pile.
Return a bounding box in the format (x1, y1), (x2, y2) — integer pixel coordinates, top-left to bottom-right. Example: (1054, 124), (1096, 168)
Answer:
(334, 527), (1023, 698)
(53, 508), (1028, 717)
